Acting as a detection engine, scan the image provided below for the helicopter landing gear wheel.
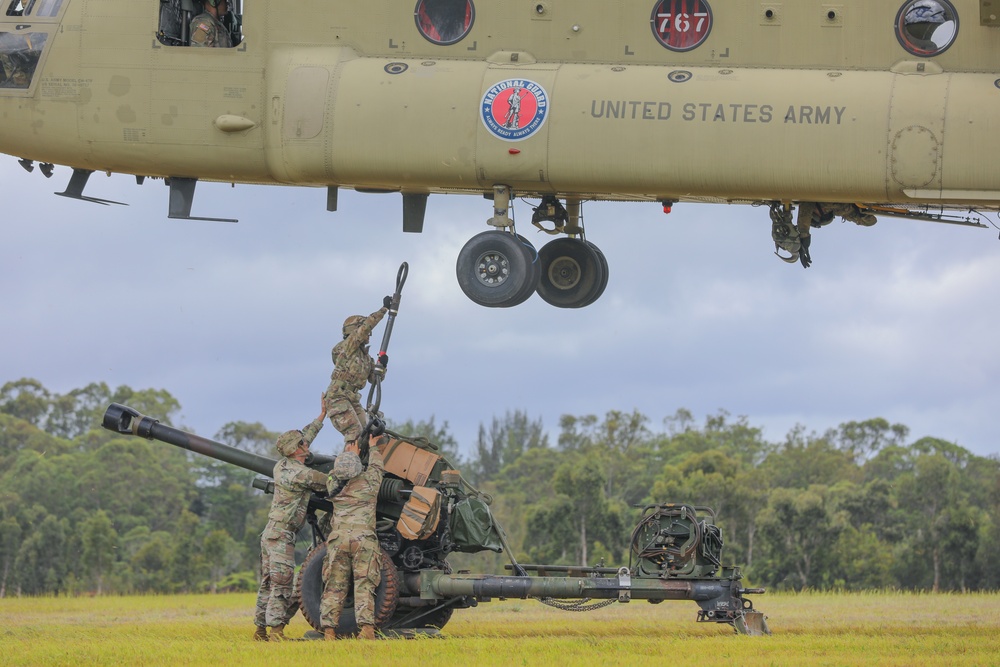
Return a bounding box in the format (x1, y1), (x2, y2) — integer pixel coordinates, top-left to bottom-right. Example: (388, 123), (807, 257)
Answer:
(580, 241), (609, 307)
(536, 238), (606, 308)
(297, 542), (400, 636)
(456, 231), (540, 307)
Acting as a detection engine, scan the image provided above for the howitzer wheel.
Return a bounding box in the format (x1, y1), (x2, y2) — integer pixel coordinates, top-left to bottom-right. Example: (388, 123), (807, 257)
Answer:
(297, 542), (400, 635)
(384, 561), (455, 631)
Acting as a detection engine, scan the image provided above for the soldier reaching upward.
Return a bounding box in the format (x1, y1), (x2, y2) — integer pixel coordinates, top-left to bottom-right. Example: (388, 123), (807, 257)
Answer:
(320, 440), (385, 640)
(322, 299), (391, 448)
(253, 398), (328, 642)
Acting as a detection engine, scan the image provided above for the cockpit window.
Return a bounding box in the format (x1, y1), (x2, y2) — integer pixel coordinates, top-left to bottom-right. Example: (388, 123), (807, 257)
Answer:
(6, 0), (62, 17)
(414, 0), (475, 46)
(895, 0), (958, 57)
(0, 31), (46, 88)
(157, 0), (243, 48)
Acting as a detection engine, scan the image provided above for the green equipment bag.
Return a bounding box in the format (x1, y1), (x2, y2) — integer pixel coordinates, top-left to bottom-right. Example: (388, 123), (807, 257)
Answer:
(449, 496), (503, 553)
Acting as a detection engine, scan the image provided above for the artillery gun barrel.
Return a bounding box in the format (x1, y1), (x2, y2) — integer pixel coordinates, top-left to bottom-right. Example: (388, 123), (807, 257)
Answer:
(102, 403), (280, 478)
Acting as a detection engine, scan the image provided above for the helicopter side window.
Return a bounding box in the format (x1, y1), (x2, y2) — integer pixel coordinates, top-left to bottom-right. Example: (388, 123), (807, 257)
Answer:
(33, 0), (63, 17)
(895, 0), (958, 57)
(414, 0), (475, 46)
(5, 0), (62, 18)
(0, 31), (47, 89)
(157, 0), (243, 48)
(5, 0), (29, 16)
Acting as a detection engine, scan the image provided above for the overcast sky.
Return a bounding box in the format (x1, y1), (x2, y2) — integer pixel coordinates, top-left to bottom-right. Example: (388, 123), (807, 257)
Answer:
(2, 159), (999, 461)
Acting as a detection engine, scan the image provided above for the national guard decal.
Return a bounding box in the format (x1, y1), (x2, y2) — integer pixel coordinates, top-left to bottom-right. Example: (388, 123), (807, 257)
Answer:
(481, 79), (549, 141)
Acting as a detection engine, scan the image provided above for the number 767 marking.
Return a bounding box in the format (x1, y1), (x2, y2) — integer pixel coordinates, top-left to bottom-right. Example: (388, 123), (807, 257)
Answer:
(657, 12), (708, 33)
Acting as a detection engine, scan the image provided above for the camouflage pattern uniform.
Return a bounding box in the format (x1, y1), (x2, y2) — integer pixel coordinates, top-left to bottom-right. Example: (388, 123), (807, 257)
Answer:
(189, 11), (233, 48)
(253, 417), (327, 630)
(323, 307), (387, 444)
(320, 447), (385, 630)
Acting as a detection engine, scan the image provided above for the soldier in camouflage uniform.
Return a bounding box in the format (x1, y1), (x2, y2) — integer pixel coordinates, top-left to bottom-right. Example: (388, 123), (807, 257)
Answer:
(253, 399), (328, 642)
(322, 299), (391, 447)
(320, 440), (385, 640)
(189, 0), (233, 48)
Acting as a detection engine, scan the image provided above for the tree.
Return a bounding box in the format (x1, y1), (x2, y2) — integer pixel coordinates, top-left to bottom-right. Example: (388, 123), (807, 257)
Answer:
(213, 421), (278, 457)
(0, 378), (51, 427)
(558, 410), (654, 505)
(761, 426), (860, 489)
(202, 529), (241, 593)
(895, 450), (972, 592)
(525, 456), (625, 565)
(0, 513), (21, 597)
(75, 438), (193, 534)
(168, 510), (205, 593)
(108, 386), (181, 426)
(469, 410), (547, 485)
(652, 448), (767, 567)
(46, 382), (113, 440)
(81, 509), (118, 594)
(0, 413), (70, 467)
(754, 485), (844, 590)
(14, 513), (69, 595)
(826, 418), (909, 463)
(130, 531), (175, 593)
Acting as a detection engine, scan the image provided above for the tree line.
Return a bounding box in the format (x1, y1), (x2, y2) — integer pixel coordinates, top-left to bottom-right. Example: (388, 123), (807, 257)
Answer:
(1, 377), (998, 596)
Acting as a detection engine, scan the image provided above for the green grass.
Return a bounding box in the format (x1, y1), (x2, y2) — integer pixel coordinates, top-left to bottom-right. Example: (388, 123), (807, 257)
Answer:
(2, 591), (999, 666)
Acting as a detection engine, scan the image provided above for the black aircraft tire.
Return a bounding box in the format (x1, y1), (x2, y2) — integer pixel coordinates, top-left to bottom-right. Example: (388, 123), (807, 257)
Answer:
(298, 542), (401, 635)
(456, 231), (537, 307)
(536, 238), (603, 308)
(578, 241), (609, 308)
(508, 234), (542, 306)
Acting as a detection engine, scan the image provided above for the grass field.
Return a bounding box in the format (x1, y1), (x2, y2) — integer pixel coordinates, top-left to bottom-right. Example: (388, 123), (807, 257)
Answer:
(3, 591), (999, 666)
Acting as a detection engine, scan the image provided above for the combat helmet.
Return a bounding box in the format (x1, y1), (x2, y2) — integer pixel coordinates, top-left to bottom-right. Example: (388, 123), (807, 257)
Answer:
(332, 450), (363, 480)
(342, 315), (366, 338)
(276, 430), (304, 456)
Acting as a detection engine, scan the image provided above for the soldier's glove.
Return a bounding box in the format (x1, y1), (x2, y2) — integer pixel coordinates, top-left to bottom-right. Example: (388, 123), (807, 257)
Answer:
(799, 235), (812, 269)
(378, 353), (388, 369)
(383, 295), (392, 309)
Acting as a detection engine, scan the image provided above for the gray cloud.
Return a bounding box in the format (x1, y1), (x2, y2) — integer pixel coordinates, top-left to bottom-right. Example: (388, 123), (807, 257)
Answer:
(2, 161), (998, 458)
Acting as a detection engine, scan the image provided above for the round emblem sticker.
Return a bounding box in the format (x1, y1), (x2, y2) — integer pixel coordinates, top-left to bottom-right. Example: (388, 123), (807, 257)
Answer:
(481, 79), (549, 141)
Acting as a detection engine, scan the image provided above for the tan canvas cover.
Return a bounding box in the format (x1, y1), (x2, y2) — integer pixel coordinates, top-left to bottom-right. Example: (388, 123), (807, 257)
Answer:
(396, 486), (441, 540)
(376, 436), (440, 486)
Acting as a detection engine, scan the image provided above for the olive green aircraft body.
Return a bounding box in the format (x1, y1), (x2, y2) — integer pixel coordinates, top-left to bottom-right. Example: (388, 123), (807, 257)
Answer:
(1, 0), (996, 307)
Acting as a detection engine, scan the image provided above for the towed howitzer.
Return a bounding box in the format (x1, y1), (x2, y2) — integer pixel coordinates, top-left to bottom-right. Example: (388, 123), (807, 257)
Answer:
(102, 403), (769, 636)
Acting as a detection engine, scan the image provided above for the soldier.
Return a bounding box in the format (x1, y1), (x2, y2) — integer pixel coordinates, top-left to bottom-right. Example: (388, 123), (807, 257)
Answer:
(253, 399), (328, 642)
(189, 0), (233, 48)
(322, 299), (391, 448)
(320, 440), (385, 640)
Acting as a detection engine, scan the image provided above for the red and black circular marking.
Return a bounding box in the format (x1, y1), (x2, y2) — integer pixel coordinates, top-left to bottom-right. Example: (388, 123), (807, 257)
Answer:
(414, 0), (475, 46)
(650, 0), (713, 52)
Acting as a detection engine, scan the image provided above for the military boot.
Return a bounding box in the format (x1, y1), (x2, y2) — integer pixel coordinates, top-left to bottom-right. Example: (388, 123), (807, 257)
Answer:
(323, 628), (337, 641)
(270, 624), (287, 641)
(358, 625), (376, 640)
(253, 626), (268, 642)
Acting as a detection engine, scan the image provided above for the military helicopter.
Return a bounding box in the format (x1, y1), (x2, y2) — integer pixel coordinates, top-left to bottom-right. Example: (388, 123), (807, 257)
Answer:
(0, 0), (997, 308)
